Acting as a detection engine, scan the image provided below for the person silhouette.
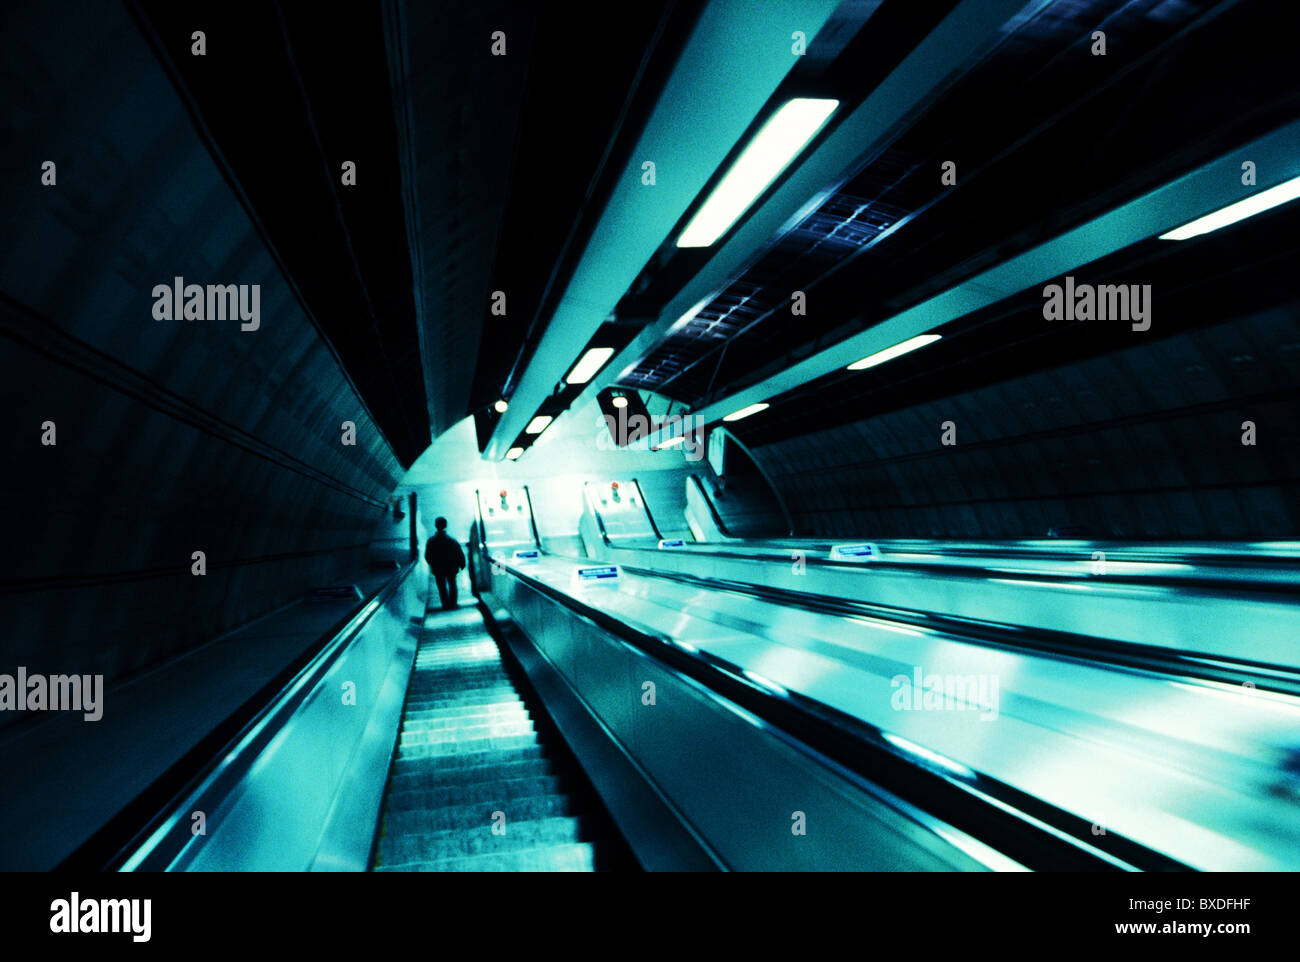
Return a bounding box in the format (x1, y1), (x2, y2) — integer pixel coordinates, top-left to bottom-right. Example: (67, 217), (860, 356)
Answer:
(424, 517), (466, 610)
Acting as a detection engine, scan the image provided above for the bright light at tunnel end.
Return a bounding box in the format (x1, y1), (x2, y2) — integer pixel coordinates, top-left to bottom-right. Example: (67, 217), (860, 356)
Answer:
(566, 347), (615, 385)
(847, 333), (942, 371)
(676, 97), (840, 249)
(722, 402), (769, 423)
(1159, 173), (1300, 240)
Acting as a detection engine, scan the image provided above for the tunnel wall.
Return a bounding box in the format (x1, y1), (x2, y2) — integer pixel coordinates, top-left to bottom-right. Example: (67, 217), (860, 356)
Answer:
(0, 2), (403, 708)
(752, 306), (1300, 540)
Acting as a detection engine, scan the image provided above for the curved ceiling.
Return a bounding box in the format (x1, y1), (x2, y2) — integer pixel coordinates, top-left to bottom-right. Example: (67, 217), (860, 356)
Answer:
(3, 0), (1298, 698)
(0, 0), (401, 691)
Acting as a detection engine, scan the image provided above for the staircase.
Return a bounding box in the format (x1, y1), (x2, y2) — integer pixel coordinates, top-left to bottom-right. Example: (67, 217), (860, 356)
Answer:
(373, 605), (614, 871)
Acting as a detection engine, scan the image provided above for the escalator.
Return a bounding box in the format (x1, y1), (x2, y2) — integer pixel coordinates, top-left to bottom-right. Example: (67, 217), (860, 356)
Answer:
(72, 484), (1296, 872)
(475, 486), (1300, 871)
(372, 604), (632, 872)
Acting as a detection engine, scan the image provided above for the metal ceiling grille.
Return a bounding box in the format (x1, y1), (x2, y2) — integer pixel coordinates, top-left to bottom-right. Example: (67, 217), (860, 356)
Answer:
(618, 189), (909, 395)
(614, 0), (1217, 404)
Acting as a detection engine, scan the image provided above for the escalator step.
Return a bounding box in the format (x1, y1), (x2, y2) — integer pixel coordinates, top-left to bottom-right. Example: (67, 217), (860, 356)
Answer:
(396, 732), (540, 760)
(372, 608), (613, 872)
(386, 774), (568, 811)
(391, 744), (546, 776)
(389, 757), (554, 792)
(378, 815), (589, 866)
(377, 841), (598, 873)
(402, 706), (531, 728)
(381, 791), (580, 834)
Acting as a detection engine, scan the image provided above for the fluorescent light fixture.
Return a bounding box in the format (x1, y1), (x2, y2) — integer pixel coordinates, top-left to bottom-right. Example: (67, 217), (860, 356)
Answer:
(655, 435), (687, 449)
(847, 333), (942, 371)
(525, 415), (552, 435)
(722, 402), (769, 422)
(677, 97), (839, 248)
(1161, 174), (1300, 240)
(611, 395), (628, 408)
(505, 447), (523, 460)
(493, 399), (508, 413)
(566, 346), (615, 385)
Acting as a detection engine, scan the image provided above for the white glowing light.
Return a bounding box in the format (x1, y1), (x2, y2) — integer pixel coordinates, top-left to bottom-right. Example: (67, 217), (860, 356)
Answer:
(566, 347), (615, 385)
(722, 402), (769, 423)
(677, 98), (840, 248)
(847, 333), (942, 371)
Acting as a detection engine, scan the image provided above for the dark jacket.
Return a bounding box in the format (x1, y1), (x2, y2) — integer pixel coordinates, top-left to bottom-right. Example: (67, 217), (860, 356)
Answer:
(425, 531), (465, 576)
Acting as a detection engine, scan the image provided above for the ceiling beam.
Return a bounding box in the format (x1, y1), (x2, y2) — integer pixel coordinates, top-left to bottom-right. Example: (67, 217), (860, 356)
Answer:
(571, 0), (1045, 428)
(484, 0), (843, 460)
(646, 115), (1300, 447)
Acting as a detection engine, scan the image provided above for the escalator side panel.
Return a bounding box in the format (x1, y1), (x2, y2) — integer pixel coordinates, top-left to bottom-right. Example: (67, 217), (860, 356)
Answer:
(485, 595), (721, 871)
(490, 575), (987, 871)
(165, 569), (425, 871)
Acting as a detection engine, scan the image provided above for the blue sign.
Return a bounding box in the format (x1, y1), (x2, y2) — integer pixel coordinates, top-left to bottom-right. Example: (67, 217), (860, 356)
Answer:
(576, 565), (621, 583)
(830, 542), (880, 562)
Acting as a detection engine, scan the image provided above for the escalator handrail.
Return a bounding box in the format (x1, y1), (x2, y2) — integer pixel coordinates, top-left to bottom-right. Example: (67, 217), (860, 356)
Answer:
(582, 481), (612, 545)
(658, 535), (1300, 573)
(522, 484), (544, 550)
(630, 477), (665, 541)
(615, 561), (1300, 695)
(583, 479), (663, 546)
(610, 537), (1300, 596)
(686, 472), (737, 539)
